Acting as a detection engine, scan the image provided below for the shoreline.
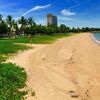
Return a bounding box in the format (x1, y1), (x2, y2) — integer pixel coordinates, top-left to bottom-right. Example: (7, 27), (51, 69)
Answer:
(91, 33), (100, 45)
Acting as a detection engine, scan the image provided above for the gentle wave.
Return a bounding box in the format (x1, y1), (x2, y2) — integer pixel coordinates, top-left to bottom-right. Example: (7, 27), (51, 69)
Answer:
(91, 33), (100, 45)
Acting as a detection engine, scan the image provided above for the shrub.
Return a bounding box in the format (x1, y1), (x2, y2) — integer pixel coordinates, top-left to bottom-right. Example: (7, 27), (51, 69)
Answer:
(0, 63), (27, 100)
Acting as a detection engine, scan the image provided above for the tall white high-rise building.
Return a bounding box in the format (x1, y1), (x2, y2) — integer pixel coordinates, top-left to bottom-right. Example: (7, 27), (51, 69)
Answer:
(47, 14), (57, 26)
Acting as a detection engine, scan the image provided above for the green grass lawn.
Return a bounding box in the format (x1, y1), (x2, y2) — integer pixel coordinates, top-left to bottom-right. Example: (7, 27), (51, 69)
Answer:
(0, 40), (31, 62)
(8, 33), (72, 44)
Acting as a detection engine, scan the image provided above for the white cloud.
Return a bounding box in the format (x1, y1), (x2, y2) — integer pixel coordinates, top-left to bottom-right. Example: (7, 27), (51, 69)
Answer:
(61, 9), (76, 16)
(31, 4), (51, 11)
(58, 16), (73, 21)
(23, 4), (51, 16)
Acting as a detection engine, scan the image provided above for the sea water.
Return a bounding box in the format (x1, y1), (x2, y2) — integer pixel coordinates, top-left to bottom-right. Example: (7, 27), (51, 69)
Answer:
(93, 32), (100, 41)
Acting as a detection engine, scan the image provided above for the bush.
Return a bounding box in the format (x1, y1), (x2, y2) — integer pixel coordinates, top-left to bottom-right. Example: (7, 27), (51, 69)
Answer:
(0, 55), (8, 62)
(0, 63), (27, 100)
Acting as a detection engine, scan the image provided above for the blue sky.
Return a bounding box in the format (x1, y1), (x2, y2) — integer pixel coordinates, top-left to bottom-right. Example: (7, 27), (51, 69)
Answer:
(0, 0), (100, 27)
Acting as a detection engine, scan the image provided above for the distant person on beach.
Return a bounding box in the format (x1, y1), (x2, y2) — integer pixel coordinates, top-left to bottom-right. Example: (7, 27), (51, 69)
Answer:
(28, 34), (32, 45)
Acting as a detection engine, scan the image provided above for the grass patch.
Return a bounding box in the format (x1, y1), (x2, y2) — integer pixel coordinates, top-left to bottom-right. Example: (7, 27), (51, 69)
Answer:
(0, 40), (31, 62)
(2, 33), (72, 44)
(0, 42), (30, 54)
(0, 63), (27, 100)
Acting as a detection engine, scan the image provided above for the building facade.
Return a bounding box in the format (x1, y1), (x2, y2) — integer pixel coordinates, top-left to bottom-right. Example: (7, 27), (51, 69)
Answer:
(47, 14), (57, 26)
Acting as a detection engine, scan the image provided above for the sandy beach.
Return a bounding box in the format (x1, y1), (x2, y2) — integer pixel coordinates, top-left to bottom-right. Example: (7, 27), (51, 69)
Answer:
(7, 33), (100, 100)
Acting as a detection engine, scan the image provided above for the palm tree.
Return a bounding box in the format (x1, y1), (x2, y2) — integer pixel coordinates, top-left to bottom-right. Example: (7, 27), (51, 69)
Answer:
(12, 20), (19, 37)
(18, 16), (27, 34)
(6, 15), (13, 28)
(6, 15), (13, 38)
(0, 14), (3, 23)
(28, 17), (35, 27)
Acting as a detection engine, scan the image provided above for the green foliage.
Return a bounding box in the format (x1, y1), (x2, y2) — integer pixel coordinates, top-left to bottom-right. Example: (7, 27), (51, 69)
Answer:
(24, 27), (35, 35)
(28, 17), (35, 27)
(0, 63), (27, 100)
(59, 24), (68, 33)
(0, 21), (8, 35)
(0, 55), (8, 62)
(24, 25), (70, 35)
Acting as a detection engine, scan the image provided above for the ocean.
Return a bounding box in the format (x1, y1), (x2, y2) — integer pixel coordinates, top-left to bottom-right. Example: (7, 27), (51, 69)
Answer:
(93, 32), (100, 41)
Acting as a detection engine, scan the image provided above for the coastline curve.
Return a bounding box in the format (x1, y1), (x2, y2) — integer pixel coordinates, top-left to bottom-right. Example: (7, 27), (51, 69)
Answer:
(91, 33), (100, 45)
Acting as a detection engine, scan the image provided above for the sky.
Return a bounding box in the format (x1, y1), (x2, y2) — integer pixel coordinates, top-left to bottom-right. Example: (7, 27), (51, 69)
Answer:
(0, 0), (100, 27)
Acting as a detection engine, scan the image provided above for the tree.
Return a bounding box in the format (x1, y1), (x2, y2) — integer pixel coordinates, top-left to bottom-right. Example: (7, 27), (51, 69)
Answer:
(6, 15), (13, 38)
(0, 21), (8, 36)
(0, 14), (3, 24)
(18, 16), (27, 35)
(28, 17), (36, 27)
(12, 20), (19, 36)
(60, 24), (67, 33)
(66, 27), (70, 32)
(85, 27), (90, 32)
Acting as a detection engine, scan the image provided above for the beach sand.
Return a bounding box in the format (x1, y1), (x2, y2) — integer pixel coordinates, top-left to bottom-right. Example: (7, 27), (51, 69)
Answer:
(7, 33), (100, 100)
